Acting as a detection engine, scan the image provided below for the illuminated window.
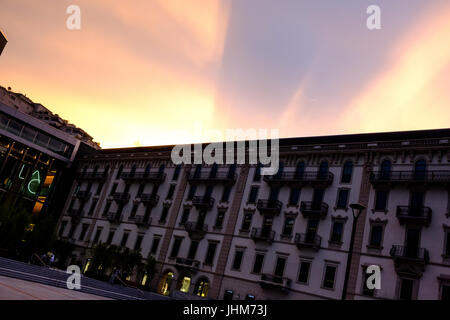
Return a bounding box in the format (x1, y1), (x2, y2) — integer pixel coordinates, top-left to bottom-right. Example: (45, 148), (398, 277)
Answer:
(195, 279), (209, 297)
(180, 277), (191, 293)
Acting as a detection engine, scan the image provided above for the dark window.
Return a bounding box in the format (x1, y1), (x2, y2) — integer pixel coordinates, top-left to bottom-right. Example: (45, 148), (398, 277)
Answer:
(380, 159), (391, 179)
(173, 165), (181, 180)
(59, 221), (67, 237)
(150, 237), (160, 255)
(298, 261), (311, 284)
(187, 185), (197, 200)
(130, 165), (136, 177)
(79, 224), (89, 241)
(399, 279), (414, 300)
(166, 184), (176, 199)
(215, 211), (225, 228)
(221, 186), (231, 202)
(245, 294), (255, 300)
(330, 221), (344, 243)
(120, 232), (129, 247)
(323, 265), (337, 289)
(248, 186), (259, 203)
(274, 257), (286, 277)
(180, 208), (190, 225)
(441, 285), (450, 301)
(414, 159), (427, 180)
(170, 238), (182, 258)
(223, 290), (233, 300)
(88, 199), (98, 216)
(445, 231), (450, 257)
(144, 164), (151, 178)
(336, 189), (349, 209)
(232, 250), (244, 270)
(374, 190), (388, 211)
(369, 225), (383, 247)
(341, 161), (353, 183)
(96, 182), (104, 195)
(134, 235), (143, 251)
(110, 183), (117, 195)
(116, 165), (123, 180)
(241, 212), (253, 231)
(282, 217), (295, 236)
(253, 163), (262, 182)
(130, 204), (139, 218)
(252, 253), (264, 274)
(160, 207), (169, 222)
(107, 230), (115, 244)
(318, 161), (329, 179)
(103, 202), (111, 216)
(210, 163), (218, 178)
(204, 242), (218, 265)
(187, 241), (199, 260)
(294, 162), (305, 179)
(93, 227), (102, 243)
(227, 164), (236, 179)
(288, 188), (301, 206)
(137, 183), (145, 197)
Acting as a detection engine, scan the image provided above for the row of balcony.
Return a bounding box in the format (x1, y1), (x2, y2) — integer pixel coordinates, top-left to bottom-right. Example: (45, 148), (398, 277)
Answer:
(121, 171), (166, 183)
(370, 170), (450, 185)
(263, 171), (334, 187)
(188, 170), (237, 185)
(250, 228), (321, 249)
(256, 200), (329, 219)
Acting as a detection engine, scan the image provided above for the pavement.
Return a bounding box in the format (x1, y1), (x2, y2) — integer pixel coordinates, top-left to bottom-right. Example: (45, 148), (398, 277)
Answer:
(0, 275), (112, 300)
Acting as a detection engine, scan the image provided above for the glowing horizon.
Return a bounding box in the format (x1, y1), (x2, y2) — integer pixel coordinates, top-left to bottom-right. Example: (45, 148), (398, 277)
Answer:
(1, 0), (449, 149)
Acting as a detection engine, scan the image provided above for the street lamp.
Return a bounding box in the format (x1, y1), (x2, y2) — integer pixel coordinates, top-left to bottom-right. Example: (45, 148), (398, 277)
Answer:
(341, 203), (366, 300)
(0, 31), (7, 56)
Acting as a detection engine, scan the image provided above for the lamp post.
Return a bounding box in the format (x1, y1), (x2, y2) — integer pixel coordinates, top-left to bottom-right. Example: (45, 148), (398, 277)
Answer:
(0, 31), (7, 56)
(341, 203), (366, 300)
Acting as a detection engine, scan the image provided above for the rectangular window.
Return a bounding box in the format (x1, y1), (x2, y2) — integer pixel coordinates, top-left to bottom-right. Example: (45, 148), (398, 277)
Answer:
(103, 202), (111, 216)
(137, 183), (145, 197)
(282, 217), (295, 236)
(369, 225), (383, 247)
(204, 242), (218, 265)
(79, 223), (89, 241)
(187, 185), (197, 200)
(445, 230), (450, 257)
(298, 261), (311, 284)
(241, 212), (253, 231)
(252, 253), (265, 274)
(187, 241), (199, 260)
(221, 186), (231, 202)
(253, 164), (261, 182)
(323, 265), (337, 289)
(274, 257), (286, 277)
(215, 211), (225, 228)
(336, 189), (349, 209)
(59, 221), (67, 237)
(248, 186), (259, 203)
(93, 227), (103, 243)
(160, 207), (169, 222)
(130, 204), (139, 218)
(120, 232), (129, 247)
(150, 237), (160, 255)
(88, 199), (98, 216)
(166, 184), (176, 199)
(110, 183), (118, 195)
(170, 238), (183, 258)
(96, 182), (104, 195)
(232, 250), (244, 270)
(180, 208), (190, 225)
(134, 235), (143, 251)
(330, 221), (344, 243)
(107, 230), (115, 244)
(289, 188), (301, 206)
(374, 190), (388, 211)
(399, 278), (414, 300)
(172, 165), (181, 181)
(441, 284), (450, 301)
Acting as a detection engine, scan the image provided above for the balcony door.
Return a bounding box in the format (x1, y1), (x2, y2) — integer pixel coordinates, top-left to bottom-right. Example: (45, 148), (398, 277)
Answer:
(294, 161), (305, 179)
(405, 228), (420, 258)
(210, 163), (218, 178)
(312, 189), (324, 209)
(274, 256), (286, 279)
(413, 159), (426, 180)
(318, 161), (329, 179)
(268, 187), (280, 207)
(409, 191), (424, 217)
(197, 210), (207, 229)
(262, 216), (273, 236)
(305, 219), (319, 244)
(274, 161), (284, 179)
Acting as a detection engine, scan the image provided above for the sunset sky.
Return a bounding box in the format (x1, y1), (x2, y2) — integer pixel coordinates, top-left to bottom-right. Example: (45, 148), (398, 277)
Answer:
(0, 0), (449, 148)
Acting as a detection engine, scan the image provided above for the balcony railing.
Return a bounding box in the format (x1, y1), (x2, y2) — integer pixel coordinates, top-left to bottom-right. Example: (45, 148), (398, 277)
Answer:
(370, 170), (450, 185)
(264, 171), (334, 186)
(396, 206), (432, 226)
(390, 245), (430, 263)
(251, 228), (275, 243)
(106, 212), (122, 224)
(259, 273), (291, 291)
(139, 194), (160, 207)
(111, 192), (130, 203)
(188, 170), (237, 185)
(256, 199), (282, 216)
(175, 257), (200, 269)
(294, 233), (321, 251)
(134, 215), (151, 227)
(120, 171), (166, 183)
(77, 171), (107, 180)
(192, 196), (215, 210)
(184, 221), (208, 240)
(300, 201), (329, 219)
(75, 190), (91, 200)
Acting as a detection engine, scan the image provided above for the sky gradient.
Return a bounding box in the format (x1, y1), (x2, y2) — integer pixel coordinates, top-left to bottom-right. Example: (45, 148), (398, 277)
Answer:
(0, 0), (449, 148)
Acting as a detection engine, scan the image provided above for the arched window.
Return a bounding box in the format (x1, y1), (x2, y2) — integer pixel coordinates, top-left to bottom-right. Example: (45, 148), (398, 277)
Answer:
(158, 271), (174, 296)
(380, 159), (391, 180)
(194, 278), (209, 297)
(341, 161), (353, 183)
(414, 159), (427, 180)
(318, 161), (329, 179)
(294, 161), (305, 179)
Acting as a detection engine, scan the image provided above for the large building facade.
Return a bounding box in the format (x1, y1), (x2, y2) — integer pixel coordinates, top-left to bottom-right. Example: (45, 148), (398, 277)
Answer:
(58, 128), (450, 300)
